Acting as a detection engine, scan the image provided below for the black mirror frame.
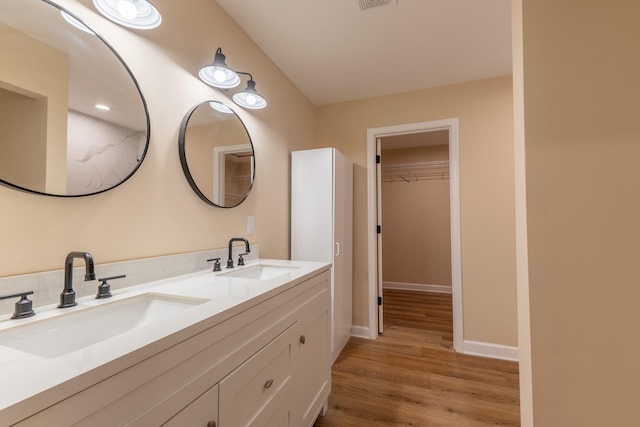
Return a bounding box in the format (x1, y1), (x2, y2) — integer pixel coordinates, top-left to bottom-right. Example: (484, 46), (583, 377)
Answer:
(0, 0), (150, 198)
(178, 101), (255, 208)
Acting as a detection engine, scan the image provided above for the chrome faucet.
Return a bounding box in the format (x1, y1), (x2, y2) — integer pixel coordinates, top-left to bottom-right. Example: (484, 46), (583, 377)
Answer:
(227, 238), (250, 269)
(59, 251), (96, 308)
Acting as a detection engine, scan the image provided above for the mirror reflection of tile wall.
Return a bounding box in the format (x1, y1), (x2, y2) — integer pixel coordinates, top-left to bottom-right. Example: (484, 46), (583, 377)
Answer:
(66, 111), (146, 195)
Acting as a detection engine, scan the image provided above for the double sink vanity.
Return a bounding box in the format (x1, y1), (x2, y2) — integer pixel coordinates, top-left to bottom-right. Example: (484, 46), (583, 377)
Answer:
(0, 257), (331, 426)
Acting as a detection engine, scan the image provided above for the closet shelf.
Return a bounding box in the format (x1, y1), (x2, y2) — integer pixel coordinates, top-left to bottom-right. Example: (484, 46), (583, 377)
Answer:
(381, 160), (449, 183)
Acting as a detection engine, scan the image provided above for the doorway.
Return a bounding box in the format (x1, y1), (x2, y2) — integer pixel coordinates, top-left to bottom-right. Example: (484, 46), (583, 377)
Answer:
(379, 131), (453, 342)
(366, 118), (463, 352)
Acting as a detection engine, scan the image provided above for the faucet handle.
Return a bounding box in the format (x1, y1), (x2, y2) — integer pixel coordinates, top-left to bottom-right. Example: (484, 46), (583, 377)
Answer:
(0, 291), (36, 319)
(207, 258), (222, 272)
(96, 274), (126, 299)
(238, 253), (248, 266)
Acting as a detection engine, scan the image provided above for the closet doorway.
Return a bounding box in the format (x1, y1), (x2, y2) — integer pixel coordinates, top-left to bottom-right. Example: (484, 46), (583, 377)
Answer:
(380, 131), (452, 343)
(366, 118), (463, 352)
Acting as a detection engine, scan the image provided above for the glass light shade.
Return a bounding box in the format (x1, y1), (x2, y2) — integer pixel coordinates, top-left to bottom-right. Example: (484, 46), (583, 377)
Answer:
(199, 65), (241, 89)
(93, 0), (162, 29)
(198, 49), (241, 89)
(233, 80), (267, 109)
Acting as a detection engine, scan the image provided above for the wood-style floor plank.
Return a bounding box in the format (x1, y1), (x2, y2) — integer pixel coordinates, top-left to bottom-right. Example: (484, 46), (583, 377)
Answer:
(314, 290), (520, 426)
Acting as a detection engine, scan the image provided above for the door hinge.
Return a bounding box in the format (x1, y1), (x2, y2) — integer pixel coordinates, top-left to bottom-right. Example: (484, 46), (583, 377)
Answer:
(378, 296), (382, 306)
(377, 225), (381, 234)
(376, 155), (381, 164)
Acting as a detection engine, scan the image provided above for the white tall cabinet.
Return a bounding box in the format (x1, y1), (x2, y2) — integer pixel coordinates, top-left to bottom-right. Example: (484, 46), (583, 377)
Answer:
(291, 148), (353, 363)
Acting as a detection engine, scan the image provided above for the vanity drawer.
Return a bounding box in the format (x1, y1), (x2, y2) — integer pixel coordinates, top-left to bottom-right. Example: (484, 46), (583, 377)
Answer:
(219, 325), (295, 427)
(162, 384), (218, 427)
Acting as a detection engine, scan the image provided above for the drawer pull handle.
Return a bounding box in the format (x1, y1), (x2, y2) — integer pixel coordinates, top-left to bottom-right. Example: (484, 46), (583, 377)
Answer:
(300, 335), (306, 345)
(264, 379), (274, 389)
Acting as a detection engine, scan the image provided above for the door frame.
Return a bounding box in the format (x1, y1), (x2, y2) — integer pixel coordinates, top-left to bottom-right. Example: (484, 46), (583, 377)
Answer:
(213, 143), (253, 205)
(366, 118), (463, 352)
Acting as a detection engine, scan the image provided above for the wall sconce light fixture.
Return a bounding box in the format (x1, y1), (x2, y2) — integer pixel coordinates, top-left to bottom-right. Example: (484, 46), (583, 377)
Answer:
(199, 47), (268, 110)
(93, 0), (162, 29)
(199, 48), (241, 89)
(233, 73), (268, 110)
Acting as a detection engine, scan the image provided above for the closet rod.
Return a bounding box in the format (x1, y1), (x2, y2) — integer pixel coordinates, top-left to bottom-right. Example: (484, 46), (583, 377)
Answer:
(382, 171), (449, 183)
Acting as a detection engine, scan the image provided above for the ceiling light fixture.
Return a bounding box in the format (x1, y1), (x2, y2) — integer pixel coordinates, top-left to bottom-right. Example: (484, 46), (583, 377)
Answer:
(93, 0), (162, 29)
(199, 48), (267, 110)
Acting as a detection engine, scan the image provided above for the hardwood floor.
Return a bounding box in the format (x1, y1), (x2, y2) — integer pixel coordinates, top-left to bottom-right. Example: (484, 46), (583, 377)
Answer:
(383, 289), (454, 345)
(314, 289), (520, 426)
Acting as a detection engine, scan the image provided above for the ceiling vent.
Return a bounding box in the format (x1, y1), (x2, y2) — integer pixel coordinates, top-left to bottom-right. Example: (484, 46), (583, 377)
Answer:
(357, 0), (395, 11)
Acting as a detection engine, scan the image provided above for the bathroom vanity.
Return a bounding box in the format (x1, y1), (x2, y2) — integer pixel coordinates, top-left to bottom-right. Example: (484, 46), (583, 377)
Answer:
(0, 260), (331, 426)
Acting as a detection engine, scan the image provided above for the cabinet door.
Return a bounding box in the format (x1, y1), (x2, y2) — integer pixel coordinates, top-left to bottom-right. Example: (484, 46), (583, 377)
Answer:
(162, 385), (218, 427)
(294, 301), (331, 427)
(291, 148), (334, 263)
(332, 148), (353, 362)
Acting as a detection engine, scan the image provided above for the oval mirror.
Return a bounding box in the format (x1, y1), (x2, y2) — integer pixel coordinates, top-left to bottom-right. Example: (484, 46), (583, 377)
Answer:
(0, 0), (149, 197)
(179, 101), (255, 208)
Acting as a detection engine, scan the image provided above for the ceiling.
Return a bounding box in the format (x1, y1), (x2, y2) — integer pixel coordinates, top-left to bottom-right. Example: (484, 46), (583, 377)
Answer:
(216, 0), (513, 106)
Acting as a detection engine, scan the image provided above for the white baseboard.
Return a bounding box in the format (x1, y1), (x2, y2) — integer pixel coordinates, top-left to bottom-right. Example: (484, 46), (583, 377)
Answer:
(349, 328), (519, 362)
(350, 325), (374, 339)
(463, 340), (519, 362)
(383, 281), (452, 294)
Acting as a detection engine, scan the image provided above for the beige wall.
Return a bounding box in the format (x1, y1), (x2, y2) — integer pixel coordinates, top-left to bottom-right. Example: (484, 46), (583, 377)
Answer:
(0, 22), (69, 193)
(520, 0), (640, 424)
(0, 0), (314, 277)
(316, 76), (518, 346)
(381, 145), (452, 286)
(1, 2), (517, 352)
(0, 88), (47, 191)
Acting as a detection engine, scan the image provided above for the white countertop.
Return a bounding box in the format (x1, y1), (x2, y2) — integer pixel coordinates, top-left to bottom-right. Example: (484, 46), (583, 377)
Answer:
(0, 259), (330, 419)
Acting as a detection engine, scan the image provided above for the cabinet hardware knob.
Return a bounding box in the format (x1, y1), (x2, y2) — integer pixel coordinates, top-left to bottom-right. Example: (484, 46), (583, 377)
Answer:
(206, 421), (216, 427)
(264, 379), (274, 389)
(300, 335), (306, 344)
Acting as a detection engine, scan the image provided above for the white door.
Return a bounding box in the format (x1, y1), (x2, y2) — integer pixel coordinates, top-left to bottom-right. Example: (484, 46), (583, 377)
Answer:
(376, 138), (384, 333)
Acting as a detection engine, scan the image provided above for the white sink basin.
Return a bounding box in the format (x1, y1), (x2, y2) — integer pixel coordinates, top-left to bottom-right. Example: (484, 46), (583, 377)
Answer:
(0, 293), (208, 358)
(219, 264), (301, 280)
